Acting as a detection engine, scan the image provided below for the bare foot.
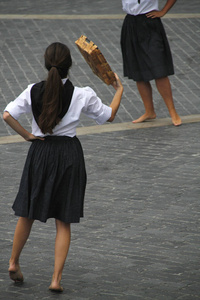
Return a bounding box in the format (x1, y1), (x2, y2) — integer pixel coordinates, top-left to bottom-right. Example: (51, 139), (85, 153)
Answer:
(49, 277), (63, 293)
(49, 284), (63, 293)
(172, 114), (182, 126)
(8, 262), (24, 283)
(132, 113), (156, 123)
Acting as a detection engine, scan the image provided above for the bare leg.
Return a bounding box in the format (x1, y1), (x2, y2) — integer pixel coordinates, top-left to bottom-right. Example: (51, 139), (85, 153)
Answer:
(49, 220), (71, 292)
(155, 77), (181, 126)
(9, 217), (34, 282)
(133, 81), (156, 123)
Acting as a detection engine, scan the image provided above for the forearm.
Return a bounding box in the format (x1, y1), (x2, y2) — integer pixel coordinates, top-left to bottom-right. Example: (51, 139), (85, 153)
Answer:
(146, 0), (176, 18)
(3, 111), (33, 141)
(161, 0), (177, 15)
(108, 86), (123, 122)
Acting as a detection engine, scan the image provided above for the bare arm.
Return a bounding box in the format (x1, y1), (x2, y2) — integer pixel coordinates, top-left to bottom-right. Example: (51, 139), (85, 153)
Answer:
(3, 111), (44, 141)
(107, 73), (124, 122)
(146, 0), (177, 18)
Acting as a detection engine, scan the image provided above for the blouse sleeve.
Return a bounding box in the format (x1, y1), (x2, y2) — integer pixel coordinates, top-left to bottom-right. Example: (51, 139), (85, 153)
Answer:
(4, 84), (33, 120)
(82, 87), (112, 125)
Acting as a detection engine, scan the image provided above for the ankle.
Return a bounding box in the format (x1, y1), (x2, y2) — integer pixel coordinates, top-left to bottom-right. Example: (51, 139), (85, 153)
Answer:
(52, 273), (62, 283)
(9, 259), (21, 272)
(9, 258), (19, 266)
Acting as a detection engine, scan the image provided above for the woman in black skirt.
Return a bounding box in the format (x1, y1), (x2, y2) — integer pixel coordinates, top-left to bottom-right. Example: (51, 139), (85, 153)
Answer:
(121, 0), (181, 126)
(3, 42), (123, 292)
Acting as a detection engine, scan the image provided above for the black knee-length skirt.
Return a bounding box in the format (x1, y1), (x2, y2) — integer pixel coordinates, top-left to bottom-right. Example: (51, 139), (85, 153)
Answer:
(12, 136), (87, 223)
(121, 14), (174, 82)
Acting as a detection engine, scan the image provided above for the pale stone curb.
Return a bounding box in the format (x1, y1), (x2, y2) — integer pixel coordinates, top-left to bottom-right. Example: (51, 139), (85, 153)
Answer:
(0, 13), (199, 20)
(1, 114), (200, 145)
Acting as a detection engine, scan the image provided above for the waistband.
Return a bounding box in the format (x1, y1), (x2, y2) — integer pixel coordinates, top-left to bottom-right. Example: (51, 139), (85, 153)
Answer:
(44, 135), (77, 141)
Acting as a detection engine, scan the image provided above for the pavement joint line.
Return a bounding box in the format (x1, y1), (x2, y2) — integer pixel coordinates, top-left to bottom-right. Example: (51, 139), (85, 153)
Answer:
(0, 114), (200, 145)
(0, 13), (199, 20)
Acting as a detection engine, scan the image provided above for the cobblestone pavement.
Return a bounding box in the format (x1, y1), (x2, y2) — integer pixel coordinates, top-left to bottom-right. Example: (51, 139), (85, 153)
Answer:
(0, 0), (200, 299)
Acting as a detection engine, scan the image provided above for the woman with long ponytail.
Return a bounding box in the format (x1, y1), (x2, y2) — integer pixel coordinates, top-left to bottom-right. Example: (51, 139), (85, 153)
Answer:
(3, 42), (123, 292)
(39, 43), (72, 134)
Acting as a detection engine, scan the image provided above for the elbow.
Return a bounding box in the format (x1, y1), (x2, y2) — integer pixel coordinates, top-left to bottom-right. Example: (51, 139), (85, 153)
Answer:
(3, 111), (10, 122)
(108, 116), (115, 122)
(107, 112), (115, 122)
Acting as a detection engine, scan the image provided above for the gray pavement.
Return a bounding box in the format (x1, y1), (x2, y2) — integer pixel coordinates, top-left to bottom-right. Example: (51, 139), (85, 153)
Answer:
(0, 0), (200, 299)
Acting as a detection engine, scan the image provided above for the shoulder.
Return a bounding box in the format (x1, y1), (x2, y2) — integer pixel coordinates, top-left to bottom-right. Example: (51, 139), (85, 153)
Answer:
(16, 83), (36, 100)
(69, 86), (101, 113)
(74, 86), (97, 96)
(73, 86), (100, 105)
(13, 83), (35, 101)
(30, 81), (45, 95)
(25, 83), (36, 92)
(72, 86), (98, 103)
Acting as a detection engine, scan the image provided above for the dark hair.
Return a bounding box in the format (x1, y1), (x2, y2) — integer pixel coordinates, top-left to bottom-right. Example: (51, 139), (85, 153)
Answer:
(38, 42), (72, 134)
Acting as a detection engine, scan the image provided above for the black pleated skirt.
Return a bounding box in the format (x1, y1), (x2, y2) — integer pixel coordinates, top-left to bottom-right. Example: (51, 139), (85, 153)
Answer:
(121, 14), (174, 82)
(12, 136), (87, 223)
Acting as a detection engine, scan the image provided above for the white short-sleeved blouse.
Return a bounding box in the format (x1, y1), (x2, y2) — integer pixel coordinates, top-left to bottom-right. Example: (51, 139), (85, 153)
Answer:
(122, 0), (158, 15)
(4, 79), (112, 137)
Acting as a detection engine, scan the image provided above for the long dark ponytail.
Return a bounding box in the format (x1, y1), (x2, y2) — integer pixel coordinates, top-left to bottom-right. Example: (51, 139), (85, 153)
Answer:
(38, 42), (72, 134)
